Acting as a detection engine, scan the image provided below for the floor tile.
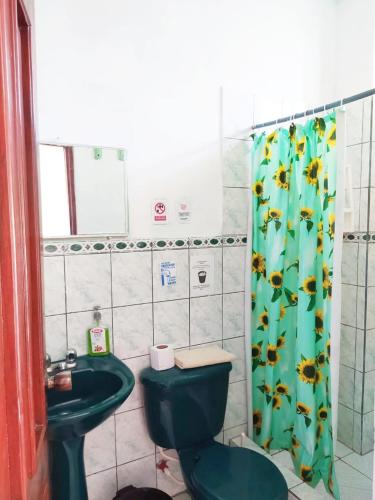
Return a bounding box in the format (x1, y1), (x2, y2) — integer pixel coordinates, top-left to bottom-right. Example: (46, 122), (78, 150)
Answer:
(335, 440), (354, 459)
(342, 450), (373, 479)
(173, 493), (191, 499)
(291, 481), (330, 499)
(335, 460), (372, 500)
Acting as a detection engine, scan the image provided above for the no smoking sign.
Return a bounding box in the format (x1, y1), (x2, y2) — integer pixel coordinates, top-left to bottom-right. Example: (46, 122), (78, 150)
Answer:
(152, 200), (168, 224)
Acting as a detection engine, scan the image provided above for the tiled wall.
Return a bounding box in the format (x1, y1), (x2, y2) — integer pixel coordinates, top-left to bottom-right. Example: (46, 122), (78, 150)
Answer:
(42, 236), (248, 498)
(338, 96), (375, 455)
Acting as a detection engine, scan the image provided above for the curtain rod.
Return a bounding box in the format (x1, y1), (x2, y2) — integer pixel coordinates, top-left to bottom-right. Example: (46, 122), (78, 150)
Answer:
(251, 87), (375, 131)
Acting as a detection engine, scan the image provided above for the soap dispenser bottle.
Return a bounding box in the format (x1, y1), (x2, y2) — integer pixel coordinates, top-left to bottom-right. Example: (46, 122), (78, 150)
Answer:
(87, 306), (110, 356)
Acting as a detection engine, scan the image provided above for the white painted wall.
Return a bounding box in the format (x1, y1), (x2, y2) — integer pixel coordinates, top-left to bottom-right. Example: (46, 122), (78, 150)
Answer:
(334, 0), (375, 98)
(35, 0), (349, 238)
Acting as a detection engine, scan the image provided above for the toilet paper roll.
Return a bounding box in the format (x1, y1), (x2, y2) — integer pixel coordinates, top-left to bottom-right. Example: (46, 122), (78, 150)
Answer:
(150, 344), (175, 371)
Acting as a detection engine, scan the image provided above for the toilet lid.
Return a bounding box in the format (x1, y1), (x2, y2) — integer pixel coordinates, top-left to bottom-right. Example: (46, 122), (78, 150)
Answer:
(190, 445), (288, 500)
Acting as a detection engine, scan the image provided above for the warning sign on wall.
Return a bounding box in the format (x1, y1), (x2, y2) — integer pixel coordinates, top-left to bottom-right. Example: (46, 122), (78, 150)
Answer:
(152, 200), (168, 224)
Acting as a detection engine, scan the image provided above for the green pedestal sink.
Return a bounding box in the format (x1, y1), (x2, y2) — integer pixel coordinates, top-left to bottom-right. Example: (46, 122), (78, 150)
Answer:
(47, 354), (134, 500)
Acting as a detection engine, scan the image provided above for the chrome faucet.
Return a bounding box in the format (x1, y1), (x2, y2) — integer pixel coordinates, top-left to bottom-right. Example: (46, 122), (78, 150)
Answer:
(65, 348), (77, 369)
(45, 351), (74, 391)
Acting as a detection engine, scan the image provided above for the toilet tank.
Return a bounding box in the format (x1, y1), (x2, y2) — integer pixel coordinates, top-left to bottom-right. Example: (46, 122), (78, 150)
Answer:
(140, 362), (232, 450)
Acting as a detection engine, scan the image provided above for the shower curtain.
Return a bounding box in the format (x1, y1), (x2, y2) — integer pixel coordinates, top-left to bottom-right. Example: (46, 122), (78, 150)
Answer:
(250, 113), (339, 498)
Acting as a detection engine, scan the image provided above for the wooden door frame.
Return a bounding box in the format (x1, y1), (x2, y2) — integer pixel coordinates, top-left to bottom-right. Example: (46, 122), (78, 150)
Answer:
(0, 0), (49, 498)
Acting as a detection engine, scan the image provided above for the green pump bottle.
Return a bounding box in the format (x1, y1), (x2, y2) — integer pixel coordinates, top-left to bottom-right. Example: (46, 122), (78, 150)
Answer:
(87, 306), (110, 356)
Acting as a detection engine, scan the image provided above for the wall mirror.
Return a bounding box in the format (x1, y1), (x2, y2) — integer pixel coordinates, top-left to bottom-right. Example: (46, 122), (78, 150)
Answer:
(39, 144), (128, 238)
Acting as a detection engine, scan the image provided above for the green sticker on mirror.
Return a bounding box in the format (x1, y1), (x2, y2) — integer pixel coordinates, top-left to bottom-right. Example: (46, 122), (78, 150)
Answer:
(93, 147), (102, 160)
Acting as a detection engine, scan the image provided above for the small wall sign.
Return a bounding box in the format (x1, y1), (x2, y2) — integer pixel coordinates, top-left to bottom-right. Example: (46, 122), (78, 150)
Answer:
(190, 254), (214, 292)
(177, 200), (191, 223)
(160, 261), (176, 287)
(153, 200), (168, 224)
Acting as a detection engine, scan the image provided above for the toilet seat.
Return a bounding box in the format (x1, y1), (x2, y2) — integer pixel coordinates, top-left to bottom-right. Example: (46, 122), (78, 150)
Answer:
(190, 444), (288, 500)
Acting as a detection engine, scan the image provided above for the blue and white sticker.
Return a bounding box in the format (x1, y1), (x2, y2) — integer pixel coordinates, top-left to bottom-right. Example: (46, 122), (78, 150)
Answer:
(161, 261), (176, 287)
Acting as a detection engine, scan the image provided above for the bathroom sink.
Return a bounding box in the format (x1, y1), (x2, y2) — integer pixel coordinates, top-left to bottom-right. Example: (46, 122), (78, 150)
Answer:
(47, 353), (134, 439)
(47, 353), (134, 500)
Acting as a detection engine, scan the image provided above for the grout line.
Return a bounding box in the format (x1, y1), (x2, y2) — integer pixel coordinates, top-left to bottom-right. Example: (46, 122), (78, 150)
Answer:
(188, 245), (191, 347)
(115, 451), (156, 470)
(63, 255), (69, 352)
(85, 465), (117, 478)
(359, 96), (373, 452)
(338, 456), (373, 481)
(150, 250), (155, 347)
(109, 253), (119, 490)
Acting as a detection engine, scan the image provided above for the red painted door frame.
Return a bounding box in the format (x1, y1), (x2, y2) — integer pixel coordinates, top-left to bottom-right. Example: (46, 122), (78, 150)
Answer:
(0, 0), (49, 499)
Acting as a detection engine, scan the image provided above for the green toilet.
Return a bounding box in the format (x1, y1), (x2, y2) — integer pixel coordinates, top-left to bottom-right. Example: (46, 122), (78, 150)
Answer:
(140, 362), (288, 500)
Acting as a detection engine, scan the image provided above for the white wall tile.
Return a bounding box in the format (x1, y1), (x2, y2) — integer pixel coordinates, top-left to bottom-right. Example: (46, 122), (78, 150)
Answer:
(67, 308), (113, 356)
(370, 188), (375, 231)
(356, 286), (366, 330)
(341, 284), (357, 327)
(337, 404), (353, 449)
(223, 336), (246, 382)
(112, 251), (152, 307)
(190, 295), (222, 345)
(43, 256), (66, 315)
(85, 417), (116, 475)
(65, 254), (111, 312)
(346, 100), (363, 146)
(338, 365), (355, 408)
(223, 292), (244, 339)
(87, 468), (117, 500)
(189, 247), (222, 297)
(365, 287), (375, 329)
(363, 370), (375, 413)
(341, 243), (358, 285)
(346, 144), (362, 189)
(361, 411), (374, 454)
(117, 455), (156, 490)
(355, 328), (365, 372)
(340, 325), (356, 369)
(224, 380), (247, 429)
(223, 246), (245, 293)
(116, 408), (155, 465)
(351, 188), (361, 231)
(154, 299), (189, 348)
(357, 244), (367, 286)
(113, 304), (153, 359)
(153, 250), (189, 302)
(116, 355), (150, 413)
(45, 314), (67, 361)
(223, 187), (249, 235)
(223, 138), (251, 188)
(360, 142), (370, 188)
(364, 329), (375, 372)
(359, 188), (370, 231)
(367, 245), (375, 286)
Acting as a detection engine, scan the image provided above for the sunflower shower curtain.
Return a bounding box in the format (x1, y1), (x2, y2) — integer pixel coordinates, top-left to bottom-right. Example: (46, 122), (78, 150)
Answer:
(251, 113), (339, 497)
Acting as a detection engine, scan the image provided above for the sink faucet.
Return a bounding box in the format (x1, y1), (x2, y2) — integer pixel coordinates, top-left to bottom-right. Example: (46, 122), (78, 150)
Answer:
(65, 348), (77, 369)
(45, 352), (73, 391)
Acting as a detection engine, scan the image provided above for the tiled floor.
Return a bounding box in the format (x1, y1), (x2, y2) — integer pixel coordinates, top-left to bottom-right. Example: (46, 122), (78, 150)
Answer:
(173, 440), (373, 499)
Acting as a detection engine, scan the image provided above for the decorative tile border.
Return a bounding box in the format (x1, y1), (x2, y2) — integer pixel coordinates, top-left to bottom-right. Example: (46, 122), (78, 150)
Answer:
(189, 236), (223, 248)
(42, 235), (247, 255)
(152, 238), (189, 250)
(64, 240), (113, 254)
(111, 239), (152, 252)
(223, 234), (247, 246)
(344, 232), (375, 243)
